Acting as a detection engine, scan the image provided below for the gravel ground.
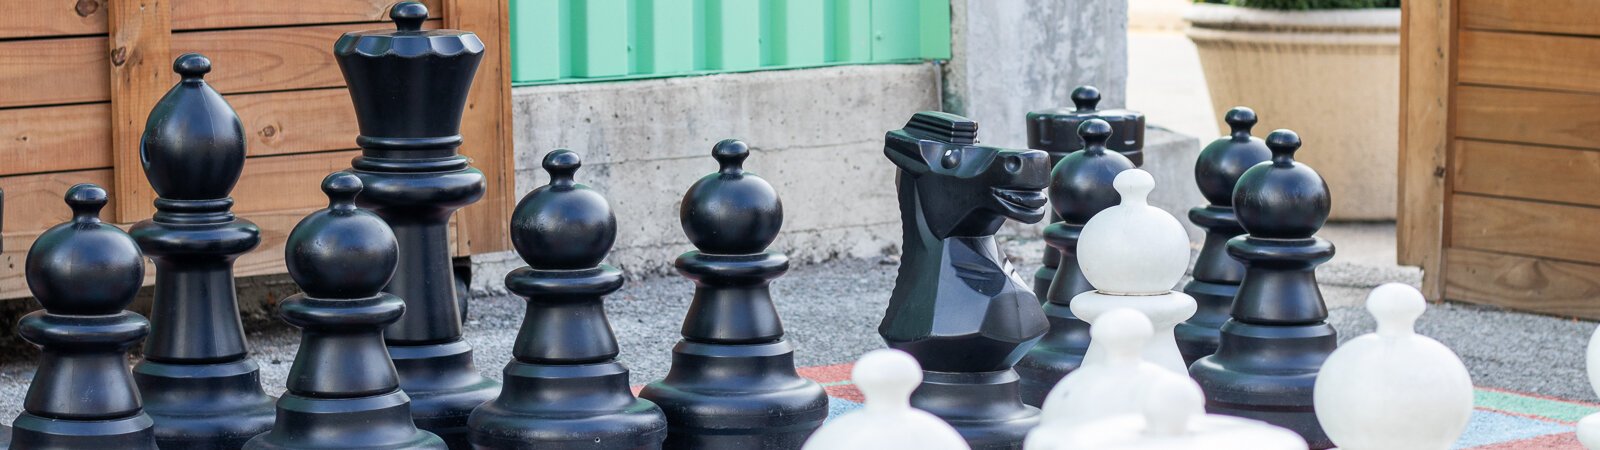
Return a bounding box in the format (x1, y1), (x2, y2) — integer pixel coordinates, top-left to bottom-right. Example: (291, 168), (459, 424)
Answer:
(0, 243), (1593, 425)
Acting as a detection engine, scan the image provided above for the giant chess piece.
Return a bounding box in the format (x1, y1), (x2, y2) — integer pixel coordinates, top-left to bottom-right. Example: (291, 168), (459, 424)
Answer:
(1175, 107), (1272, 365)
(1027, 308), (1174, 444)
(469, 150), (668, 449)
(1015, 119), (1137, 407)
(130, 53), (276, 449)
(639, 140), (828, 449)
(9, 184), (156, 449)
(880, 111), (1051, 449)
(1188, 130), (1337, 448)
(1314, 284), (1472, 450)
(335, 3), (498, 446)
(1023, 86), (1145, 301)
(1579, 325), (1600, 449)
(1030, 375), (1306, 450)
(801, 349), (969, 450)
(245, 173), (445, 450)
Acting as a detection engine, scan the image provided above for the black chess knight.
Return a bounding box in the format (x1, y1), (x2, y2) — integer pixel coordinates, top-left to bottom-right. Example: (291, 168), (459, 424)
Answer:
(879, 111), (1051, 449)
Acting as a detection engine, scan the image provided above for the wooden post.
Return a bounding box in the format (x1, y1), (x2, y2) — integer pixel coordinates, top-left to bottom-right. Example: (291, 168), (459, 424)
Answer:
(108, 0), (171, 223)
(446, 0), (515, 256)
(1397, 0), (1455, 300)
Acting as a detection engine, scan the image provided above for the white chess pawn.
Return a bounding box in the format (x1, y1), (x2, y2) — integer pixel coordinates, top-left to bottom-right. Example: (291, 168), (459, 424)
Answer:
(1577, 325), (1600, 449)
(801, 349), (969, 450)
(1071, 169), (1197, 373)
(1037, 374), (1308, 449)
(1314, 283), (1473, 450)
(1025, 308), (1173, 449)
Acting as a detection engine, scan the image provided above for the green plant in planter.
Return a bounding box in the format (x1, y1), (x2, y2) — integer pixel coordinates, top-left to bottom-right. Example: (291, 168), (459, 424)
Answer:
(1194, 0), (1398, 9)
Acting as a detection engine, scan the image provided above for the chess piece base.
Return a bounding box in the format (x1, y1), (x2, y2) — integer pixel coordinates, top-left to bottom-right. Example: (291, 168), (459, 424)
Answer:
(640, 340), (828, 450)
(912, 369), (1039, 450)
(10, 412), (156, 450)
(1175, 279), (1237, 366)
(1015, 303), (1089, 407)
(1071, 290), (1197, 373)
(391, 340), (502, 450)
(133, 358), (277, 449)
(469, 362), (666, 449)
(245, 390), (446, 450)
(1189, 320), (1335, 449)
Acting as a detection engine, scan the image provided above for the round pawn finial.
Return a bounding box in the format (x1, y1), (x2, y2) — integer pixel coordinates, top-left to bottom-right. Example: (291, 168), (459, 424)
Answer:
(391, 1), (428, 32)
(1048, 119), (1135, 225)
(1194, 107), (1271, 207)
(1094, 309), (1154, 363)
(1071, 85), (1102, 112)
(681, 139), (783, 255)
(1143, 375), (1208, 436)
(1077, 169), (1190, 294)
(1224, 107), (1257, 140)
(510, 150), (618, 270)
(174, 53), (211, 81)
(1078, 118), (1113, 152)
(1233, 128), (1330, 239)
(27, 184), (145, 316)
(854, 349), (922, 411)
(1367, 283), (1424, 337)
(286, 173), (399, 299)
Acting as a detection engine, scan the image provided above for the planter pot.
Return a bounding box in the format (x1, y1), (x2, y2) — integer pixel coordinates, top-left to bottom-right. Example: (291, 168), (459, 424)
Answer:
(1185, 4), (1399, 221)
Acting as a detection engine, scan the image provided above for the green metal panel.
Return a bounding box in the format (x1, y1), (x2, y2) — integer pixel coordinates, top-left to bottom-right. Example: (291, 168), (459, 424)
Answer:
(701, 0), (761, 70)
(870, 0), (919, 61)
(511, 0), (561, 82)
(918, 0), (951, 60)
(831, 0), (871, 63)
(632, 0), (697, 74)
(570, 0), (630, 77)
(765, 0), (826, 66)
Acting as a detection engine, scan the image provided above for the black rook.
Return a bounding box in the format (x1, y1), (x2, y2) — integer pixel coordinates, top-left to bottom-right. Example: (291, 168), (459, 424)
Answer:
(334, 2), (498, 446)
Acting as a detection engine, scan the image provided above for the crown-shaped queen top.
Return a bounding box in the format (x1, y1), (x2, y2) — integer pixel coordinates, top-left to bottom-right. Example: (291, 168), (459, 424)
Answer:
(680, 139), (783, 255)
(1233, 130), (1331, 240)
(140, 53), (246, 201)
(1076, 169), (1190, 295)
(285, 173), (399, 299)
(26, 184), (145, 316)
(511, 150), (617, 270)
(334, 1), (485, 147)
(1194, 107), (1271, 207)
(1049, 119), (1136, 224)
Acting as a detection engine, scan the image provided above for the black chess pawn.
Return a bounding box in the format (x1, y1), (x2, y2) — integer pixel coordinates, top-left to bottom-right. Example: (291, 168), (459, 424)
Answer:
(10, 184), (156, 449)
(1189, 130), (1337, 448)
(1175, 107), (1273, 366)
(639, 140), (828, 449)
(335, 3), (498, 446)
(129, 53), (276, 449)
(245, 173), (446, 450)
(468, 150), (668, 449)
(1014, 119), (1137, 407)
(879, 112), (1051, 449)
(1022, 86), (1145, 312)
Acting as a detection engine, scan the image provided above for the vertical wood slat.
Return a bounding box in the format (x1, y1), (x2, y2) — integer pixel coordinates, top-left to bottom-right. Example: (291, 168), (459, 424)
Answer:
(108, 0), (172, 223)
(446, 0), (515, 256)
(1397, 0), (1455, 300)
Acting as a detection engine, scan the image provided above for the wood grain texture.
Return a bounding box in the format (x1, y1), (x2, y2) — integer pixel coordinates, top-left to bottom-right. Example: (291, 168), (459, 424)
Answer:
(0, 103), (114, 176)
(1450, 194), (1600, 266)
(108, 0), (172, 222)
(1461, 0), (1600, 37)
(229, 88), (359, 157)
(2, 0), (108, 39)
(0, 169), (114, 233)
(1460, 30), (1600, 94)
(1398, 0), (1454, 300)
(231, 150), (362, 214)
(444, 0), (514, 256)
(171, 0), (440, 30)
(172, 20), (440, 95)
(1444, 248), (1600, 320)
(0, 36), (109, 109)
(1455, 85), (1600, 150)
(1453, 140), (1600, 208)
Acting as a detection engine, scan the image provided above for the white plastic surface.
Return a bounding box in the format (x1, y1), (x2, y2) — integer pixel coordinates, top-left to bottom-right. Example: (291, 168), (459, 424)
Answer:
(1025, 309), (1173, 449)
(1028, 375), (1308, 450)
(801, 349), (970, 450)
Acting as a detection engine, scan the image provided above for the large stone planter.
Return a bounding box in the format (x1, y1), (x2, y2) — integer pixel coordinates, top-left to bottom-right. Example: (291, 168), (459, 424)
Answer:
(1186, 4), (1399, 221)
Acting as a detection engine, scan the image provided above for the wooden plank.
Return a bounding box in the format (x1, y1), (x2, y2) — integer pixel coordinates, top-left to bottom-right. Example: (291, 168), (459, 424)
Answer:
(2, 0), (108, 39)
(1455, 85), (1600, 150)
(0, 169), (114, 233)
(228, 88), (358, 157)
(1445, 248), (1600, 320)
(108, 0), (172, 223)
(232, 150), (362, 214)
(0, 103), (114, 176)
(1461, 0), (1600, 37)
(446, 0), (515, 256)
(171, 0), (440, 31)
(169, 20), (440, 95)
(1460, 30), (1600, 95)
(0, 36), (109, 109)
(1397, 0), (1453, 300)
(1453, 140), (1600, 208)
(1450, 194), (1600, 266)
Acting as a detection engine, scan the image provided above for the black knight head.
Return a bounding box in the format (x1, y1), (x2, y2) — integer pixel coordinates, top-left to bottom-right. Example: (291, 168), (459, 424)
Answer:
(885, 112), (1051, 238)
